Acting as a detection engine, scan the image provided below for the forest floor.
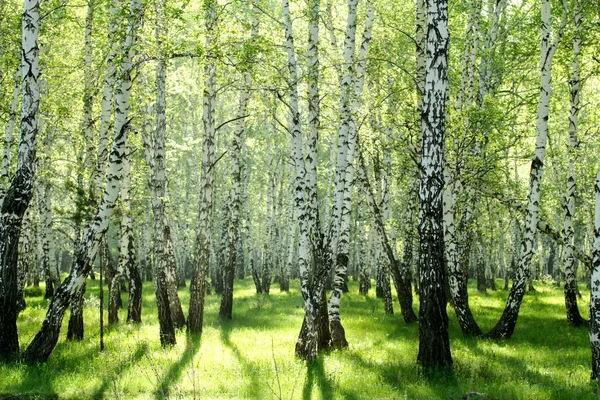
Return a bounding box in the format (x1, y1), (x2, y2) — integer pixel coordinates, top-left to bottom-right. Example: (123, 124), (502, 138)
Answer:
(0, 277), (596, 399)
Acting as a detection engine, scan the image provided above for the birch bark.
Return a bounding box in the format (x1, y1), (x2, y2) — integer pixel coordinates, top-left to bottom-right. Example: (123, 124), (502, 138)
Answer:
(0, 68), (21, 208)
(188, 0), (217, 334)
(487, 0), (565, 339)
(329, 0), (375, 348)
(220, 0), (258, 318)
(589, 169), (600, 380)
(282, 0), (318, 361)
(563, 0), (585, 327)
(417, 0), (452, 368)
(0, 0), (40, 359)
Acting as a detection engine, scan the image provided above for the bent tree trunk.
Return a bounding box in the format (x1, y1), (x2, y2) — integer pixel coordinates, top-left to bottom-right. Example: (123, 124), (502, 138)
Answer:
(357, 149), (417, 323)
(22, 0), (141, 363)
(0, 0), (40, 360)
(486, 0), (563, 339)
(416, 0), (452, 369)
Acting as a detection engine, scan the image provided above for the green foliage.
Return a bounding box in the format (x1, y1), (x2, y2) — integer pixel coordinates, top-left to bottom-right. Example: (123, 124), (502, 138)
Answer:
(1, 279), (596, 399)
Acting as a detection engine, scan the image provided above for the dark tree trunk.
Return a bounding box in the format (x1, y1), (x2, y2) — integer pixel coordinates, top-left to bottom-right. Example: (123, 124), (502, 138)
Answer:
(477, 258), (487, 292)
(126, 259), (142, 323)
(375, 263), (384, 298)
(250, 258), (262, 294)
(219, 243), (235, 319)
(262, 260), (271, 294)
(66, 281), (86, 340)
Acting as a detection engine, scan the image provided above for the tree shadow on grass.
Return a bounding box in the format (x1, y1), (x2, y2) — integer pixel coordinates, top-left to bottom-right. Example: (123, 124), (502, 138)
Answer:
(299, 356), (361, 400)
(7, 341), (100, 399)
(153, 334), (202, 399)
(219, 322), (264, 398)
(91, 341), (149, 400)
(342, 350), (459, 399)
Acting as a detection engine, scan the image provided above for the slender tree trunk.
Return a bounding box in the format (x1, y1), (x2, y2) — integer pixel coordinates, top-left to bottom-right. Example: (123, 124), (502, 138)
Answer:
(243, 148), (262, 294)
(444, 168), (481, 335)
(329, 0), (376, 348)
(0, 67), (21, 207)
(220, 7), (258, 314)
(416, 0), (452, 369)
(357, 150), (418, 323)
(37, 179), (59, 299)
(188, 0), (217, 334)
(0, 0), (40, 359)
(356, 195), (370, 295)
(486, 0), (565, 339)
(563, 0), (585, 328)
(282, 0), (318, 361)
(22, 0), (142, 362)
(109, 136), (134, 325)
(589, 168), (600, 380)
(303, 0), (331, 348)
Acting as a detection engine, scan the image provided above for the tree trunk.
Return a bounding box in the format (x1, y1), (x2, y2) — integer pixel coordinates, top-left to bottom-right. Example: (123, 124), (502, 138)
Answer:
(357, 151), (418, 323)
(329, 0), (375, 348)
(0, 67), (21, 207)
(0, 0), (40, 360)
(416, 0), (452, 369)
(188, 0), (217, 334)
(444, 169), (481, 336)
(563, 0), (585, 328)
(486, 0), (565, 339)
(109, 135), (133, 325)
(589, 168), (600, 380)
(283, 0), (319, 361)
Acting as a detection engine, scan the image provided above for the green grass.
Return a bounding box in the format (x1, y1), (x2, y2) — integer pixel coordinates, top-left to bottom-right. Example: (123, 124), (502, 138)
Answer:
(0, 278), (596, 399)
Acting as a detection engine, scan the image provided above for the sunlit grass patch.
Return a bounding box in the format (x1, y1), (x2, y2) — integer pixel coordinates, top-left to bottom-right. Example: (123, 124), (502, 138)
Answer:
(0, 278), (596, 399)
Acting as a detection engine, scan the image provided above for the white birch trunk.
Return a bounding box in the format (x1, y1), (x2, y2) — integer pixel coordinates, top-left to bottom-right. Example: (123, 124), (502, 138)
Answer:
(563, 0), (585, 327)
(0, 0), (40, 358)
(328, 0), (358, 259)
(91, 0), (121, 197)
(220, 0), (259, 317)
(109, 135), (132, 324)
(0, 68), (21, 207)
(188, 0), (217, 334)
(590, 168), (600, 380)
(328, 0), (372, 348)
(282, 0), (317, 361)
(417, 0), (452, 367)
(487, 0), (565, 339)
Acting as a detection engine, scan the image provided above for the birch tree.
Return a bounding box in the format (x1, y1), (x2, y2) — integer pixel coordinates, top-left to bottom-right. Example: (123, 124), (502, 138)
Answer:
(416, 0), (452, 368)
(563, 0), (585, 327)
(0, 0), (40, 359)
(0, 68), (21, 207)
(590, 168), (600, 381)
(219, 0), (258, 318)
(487, 0), (565, 339)
(188, 0), (217, 334)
